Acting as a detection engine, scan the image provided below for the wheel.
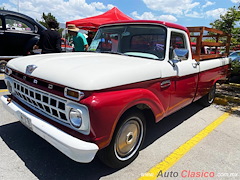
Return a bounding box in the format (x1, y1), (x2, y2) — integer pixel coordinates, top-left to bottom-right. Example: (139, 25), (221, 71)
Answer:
(98, 110), (146, 169)
(0, 60), (7, 73)
(198, 84), (216, 107)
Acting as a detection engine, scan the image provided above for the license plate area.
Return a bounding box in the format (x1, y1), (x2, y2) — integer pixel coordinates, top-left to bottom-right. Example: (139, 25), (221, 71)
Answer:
(19, 112), (32, 130)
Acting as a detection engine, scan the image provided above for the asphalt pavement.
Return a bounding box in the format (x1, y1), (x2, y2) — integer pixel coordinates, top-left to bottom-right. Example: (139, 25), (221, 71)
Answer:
(0, 74), (240, 180)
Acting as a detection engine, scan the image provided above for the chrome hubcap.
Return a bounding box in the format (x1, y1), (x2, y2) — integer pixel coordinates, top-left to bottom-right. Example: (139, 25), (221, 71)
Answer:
(115, 118), (142, 159)
(126, 132), (134, 144)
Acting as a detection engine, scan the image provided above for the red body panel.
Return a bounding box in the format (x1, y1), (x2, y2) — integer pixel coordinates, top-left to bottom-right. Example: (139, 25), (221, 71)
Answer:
(80, 65), (229, 149)
(194, 64), (230, 101)
(167, 74), (198, 116)
(80, 81), (171, 148)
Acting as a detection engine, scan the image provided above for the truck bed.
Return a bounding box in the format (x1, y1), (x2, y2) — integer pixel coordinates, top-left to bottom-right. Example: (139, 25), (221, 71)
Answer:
(187, 26), (231, 61)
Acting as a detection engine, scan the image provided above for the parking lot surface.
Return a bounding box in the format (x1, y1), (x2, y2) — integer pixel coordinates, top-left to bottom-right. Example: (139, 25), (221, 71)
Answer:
(0, 74), (240, 180)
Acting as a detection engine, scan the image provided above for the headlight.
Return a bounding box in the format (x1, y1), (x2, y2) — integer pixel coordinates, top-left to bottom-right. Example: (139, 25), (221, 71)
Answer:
(69, 108), (82, 128)
(66, 103), (90, 134)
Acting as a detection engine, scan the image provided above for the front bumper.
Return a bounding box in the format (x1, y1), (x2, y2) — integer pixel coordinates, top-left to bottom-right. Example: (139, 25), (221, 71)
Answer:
(1, 95), (99, 163)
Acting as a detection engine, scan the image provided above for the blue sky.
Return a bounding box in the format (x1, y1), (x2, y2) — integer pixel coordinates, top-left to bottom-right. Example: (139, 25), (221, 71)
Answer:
(0, 0), (239, 27)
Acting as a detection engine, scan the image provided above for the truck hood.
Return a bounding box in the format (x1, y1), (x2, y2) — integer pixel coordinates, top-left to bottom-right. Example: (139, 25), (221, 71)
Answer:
(7, 52), (163, 90)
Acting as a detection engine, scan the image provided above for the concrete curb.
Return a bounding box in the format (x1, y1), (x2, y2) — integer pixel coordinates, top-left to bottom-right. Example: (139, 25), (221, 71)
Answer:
(228, 83), (240, 88)
(214, 83), (240, 105)
(214, 97), (228, 106)
(215, 95), (240, 106)
(216, 94), (240, 103)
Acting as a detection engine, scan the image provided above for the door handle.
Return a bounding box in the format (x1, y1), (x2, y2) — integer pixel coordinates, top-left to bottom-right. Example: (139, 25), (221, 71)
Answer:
(161, 80), (171, 88)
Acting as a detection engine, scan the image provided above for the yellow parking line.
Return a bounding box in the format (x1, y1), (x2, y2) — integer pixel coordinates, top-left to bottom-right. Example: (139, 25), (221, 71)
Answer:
(138, 112), (231, 180)
(0, 89), (8, 93)
(0, 74), (4, 77)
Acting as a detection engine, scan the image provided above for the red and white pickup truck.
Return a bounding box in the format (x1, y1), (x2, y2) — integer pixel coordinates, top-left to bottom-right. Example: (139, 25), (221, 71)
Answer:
(1, 20), (231, 168)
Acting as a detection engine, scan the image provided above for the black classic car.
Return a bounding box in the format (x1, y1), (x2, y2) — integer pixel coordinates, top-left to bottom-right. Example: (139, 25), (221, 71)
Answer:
(0, 10), (46, 56)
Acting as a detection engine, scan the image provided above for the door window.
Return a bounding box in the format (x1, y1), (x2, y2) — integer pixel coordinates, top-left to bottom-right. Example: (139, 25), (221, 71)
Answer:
(169, 32), (188, 59)
(5, 16), (34, 32)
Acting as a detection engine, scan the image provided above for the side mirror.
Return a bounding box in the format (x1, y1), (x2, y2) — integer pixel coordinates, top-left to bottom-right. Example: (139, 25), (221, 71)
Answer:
(168, 48), (189, 67)
(174, 49), (189, 60)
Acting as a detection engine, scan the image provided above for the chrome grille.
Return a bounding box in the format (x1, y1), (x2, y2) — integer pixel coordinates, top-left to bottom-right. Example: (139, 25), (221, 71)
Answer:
(13, 79), (68, 123)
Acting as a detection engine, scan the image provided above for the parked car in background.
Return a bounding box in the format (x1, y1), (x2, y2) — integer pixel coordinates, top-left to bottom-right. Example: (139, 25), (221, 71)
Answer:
(229, 50), (240, 78)
(233, 45), (240, 51)
(61, 38), (73, 52)
(229, 50), (240, 61)
(0, 10), (46, 56)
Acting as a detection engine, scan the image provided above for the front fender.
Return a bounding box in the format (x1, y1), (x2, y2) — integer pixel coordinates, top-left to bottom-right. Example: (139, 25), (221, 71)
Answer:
(81, 88), (166, 149)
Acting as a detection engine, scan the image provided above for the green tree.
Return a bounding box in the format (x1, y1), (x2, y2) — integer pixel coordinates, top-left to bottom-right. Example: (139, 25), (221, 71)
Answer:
(210, 5), (240, 49)
(38, 12), (59, 29)
(38, 12), (65, 37)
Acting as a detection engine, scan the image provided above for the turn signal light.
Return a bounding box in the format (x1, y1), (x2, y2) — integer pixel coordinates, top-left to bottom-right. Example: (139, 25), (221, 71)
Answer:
(64, 88), (84, 101)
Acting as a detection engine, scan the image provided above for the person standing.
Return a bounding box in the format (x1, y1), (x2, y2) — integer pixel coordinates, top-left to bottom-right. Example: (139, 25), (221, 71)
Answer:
(87, 32), (94, 45)
(34, 19), (61, 54)
(67, 24), (88, 52)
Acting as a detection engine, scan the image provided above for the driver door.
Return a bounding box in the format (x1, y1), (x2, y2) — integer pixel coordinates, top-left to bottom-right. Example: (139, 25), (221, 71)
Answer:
(4, 15), (36, 55)
(167, 30), (199, 115)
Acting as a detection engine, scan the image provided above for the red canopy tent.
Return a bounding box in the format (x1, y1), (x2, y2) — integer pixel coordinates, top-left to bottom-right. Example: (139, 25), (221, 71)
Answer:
(66, 7), (133, 31)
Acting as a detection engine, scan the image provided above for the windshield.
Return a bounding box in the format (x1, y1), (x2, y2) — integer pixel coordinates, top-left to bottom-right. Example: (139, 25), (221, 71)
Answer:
(88, 24), (167, 60)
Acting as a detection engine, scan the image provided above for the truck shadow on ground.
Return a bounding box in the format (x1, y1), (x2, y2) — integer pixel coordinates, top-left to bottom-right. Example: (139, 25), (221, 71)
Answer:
(0, 102), (204, 180)
(0, 79), (7, 89)
(142, 102), (204, 149)
(0, 122), (116, 180)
